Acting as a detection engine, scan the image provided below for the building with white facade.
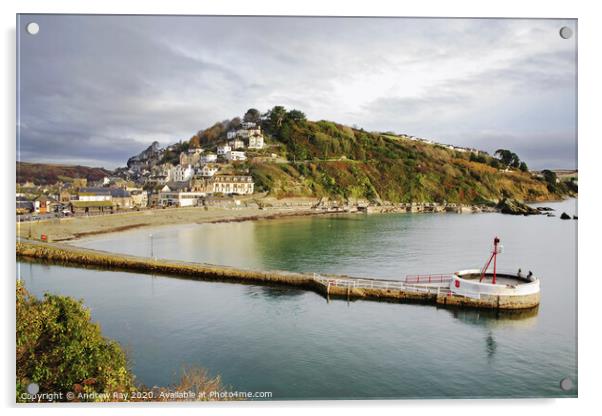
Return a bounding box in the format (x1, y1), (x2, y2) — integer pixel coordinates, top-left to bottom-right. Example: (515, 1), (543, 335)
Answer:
(210, 175), (254, 195)
(200, 153), (217, 164)
(217, 144), (232, 156)
(159, 191), (206, 207)
(226, 151), (247, 161)
(227, 130), (237, 140)
(248, 134), (265, 149)
(170, 164), (195, 182)
(199, 164), (219, 177)
(77, 187), (112, 201)
(228, 139), (245, 149)
(237, 127), (261, 139)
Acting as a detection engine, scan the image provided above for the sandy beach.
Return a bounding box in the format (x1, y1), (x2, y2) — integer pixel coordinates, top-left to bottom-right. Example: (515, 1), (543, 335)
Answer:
(16, 202), (326, 242)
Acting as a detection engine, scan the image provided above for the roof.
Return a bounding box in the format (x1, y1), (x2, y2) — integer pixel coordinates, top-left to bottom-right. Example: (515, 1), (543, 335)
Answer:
(71, 200), (114, 208)
(79, 187), (111, 195)
(162, 182), (189, 192)
(109, 188), (131, 198)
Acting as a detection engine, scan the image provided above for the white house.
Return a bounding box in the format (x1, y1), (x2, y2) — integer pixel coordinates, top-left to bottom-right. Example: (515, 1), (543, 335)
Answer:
(228, 139), (245, 149)
(226, 151), (247, 161)
(159, 190), (206, 207)
(241, 121), (256, 129)
(210, 175), (254, 195)
(200, 153), (217, 164)
(170, 164), (195, 182)
(227, 130), (237, 140)
(217, 144), (232, 156)
(78, 187), (112, 202)
(199, 164), (219, 177)
(248, 134), (265, 149)
(237, 127), (261, 139)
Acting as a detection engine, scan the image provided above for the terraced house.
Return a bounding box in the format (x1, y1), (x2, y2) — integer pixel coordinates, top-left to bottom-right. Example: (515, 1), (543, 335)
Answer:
(210, 175), (254, 195)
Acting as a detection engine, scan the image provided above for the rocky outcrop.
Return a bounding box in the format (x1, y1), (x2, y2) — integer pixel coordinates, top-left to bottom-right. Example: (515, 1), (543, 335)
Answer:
(497, 198), (540, 216)
(126, 141), (164, 171)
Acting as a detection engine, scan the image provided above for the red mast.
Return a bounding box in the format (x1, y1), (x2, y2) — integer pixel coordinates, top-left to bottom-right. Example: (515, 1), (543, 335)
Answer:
(480, 237), (501, 284)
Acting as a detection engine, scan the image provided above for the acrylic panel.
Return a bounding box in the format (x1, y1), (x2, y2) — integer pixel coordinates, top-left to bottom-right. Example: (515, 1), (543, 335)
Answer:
(16, 15), (577, 402)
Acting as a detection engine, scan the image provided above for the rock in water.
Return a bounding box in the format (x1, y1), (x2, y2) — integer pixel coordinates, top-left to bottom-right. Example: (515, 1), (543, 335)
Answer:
(573, 215), (578, 220)
(497, 198), (540, 216)
(560, 212), (571, 220)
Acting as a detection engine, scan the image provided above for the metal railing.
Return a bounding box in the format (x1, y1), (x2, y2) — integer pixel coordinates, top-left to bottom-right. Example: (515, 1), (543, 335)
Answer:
(404, 274), (452, 284)
(312, 274), (449, 295)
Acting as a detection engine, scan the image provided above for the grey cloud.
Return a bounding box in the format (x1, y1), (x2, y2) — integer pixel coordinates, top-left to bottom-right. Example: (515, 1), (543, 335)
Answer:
(17, 15), (577, 169)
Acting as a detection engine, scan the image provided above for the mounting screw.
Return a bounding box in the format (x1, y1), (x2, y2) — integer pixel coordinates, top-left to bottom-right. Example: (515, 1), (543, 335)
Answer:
(559, 26), (573, 39)
(26, 22), (40, 35)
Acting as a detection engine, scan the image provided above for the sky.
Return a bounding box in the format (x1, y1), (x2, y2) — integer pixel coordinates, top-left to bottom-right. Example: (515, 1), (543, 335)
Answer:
(17, 15), (577, 170)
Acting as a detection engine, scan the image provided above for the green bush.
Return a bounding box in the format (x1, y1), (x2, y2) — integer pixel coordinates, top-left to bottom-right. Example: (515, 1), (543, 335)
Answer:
(16, 282), (135, 402)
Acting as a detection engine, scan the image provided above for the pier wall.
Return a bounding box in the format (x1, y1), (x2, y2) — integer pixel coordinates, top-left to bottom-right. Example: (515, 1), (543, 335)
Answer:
(16, 241), (539, 311)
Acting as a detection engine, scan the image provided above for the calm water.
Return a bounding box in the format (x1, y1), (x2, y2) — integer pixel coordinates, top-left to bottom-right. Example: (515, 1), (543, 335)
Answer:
(18, 199), (578, 399)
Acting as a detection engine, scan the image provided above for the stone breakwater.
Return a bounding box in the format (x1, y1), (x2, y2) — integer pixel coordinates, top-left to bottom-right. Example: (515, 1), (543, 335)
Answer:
(17, 241), (539, 311)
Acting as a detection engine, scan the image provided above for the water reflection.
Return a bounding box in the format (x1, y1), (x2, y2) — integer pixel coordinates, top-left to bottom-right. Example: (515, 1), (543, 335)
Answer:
(246, 285), (306, 299)
(486, 331), (497, 362)
(446, 306), (539, 329)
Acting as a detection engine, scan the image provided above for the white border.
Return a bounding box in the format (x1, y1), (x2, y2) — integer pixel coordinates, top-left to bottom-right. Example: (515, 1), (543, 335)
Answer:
(2, 1), (599, 415)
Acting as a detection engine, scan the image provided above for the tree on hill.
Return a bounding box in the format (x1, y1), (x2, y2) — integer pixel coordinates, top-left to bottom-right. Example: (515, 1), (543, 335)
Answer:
(265, 106), (287, 130)
(228, 117), (242, 130)
(541, 169), (558, 192)
(243, 108), (261, 124)
(286, 109), (307, 122)
(189, 134), (201, 148)
(494, 148), (529, 170)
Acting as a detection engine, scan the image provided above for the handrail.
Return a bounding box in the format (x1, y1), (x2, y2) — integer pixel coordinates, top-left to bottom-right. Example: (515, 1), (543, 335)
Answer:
(404, 274), (452, 284)
(312, 273), (449, 295)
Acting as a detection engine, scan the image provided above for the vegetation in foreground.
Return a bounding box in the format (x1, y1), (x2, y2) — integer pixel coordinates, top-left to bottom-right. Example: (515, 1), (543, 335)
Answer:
(16, 281), (235, 402)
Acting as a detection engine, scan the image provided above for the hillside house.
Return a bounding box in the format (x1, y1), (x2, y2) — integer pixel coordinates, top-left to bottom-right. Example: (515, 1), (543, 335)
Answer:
(227, 130), (237, 140)
(170, 164), (195, 182)
(200, 153), (217, 164)
(210, 175), (254, 195)
(199, 164), (219, 177)
(248, 134), (265, 149)
(237, 127), (261, 139)
(217, 144), (232, 156)
(241, 121), (256, 129)
(226, 151), (247, 162)
(180, 150), (202, 166)
(228, 139), (245, 150)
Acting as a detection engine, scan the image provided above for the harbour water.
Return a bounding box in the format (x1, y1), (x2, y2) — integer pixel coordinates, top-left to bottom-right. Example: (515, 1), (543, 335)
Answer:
(17, 198), (577, 399)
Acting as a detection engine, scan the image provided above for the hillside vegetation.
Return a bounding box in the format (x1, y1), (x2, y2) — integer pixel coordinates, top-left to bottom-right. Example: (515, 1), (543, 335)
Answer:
(204, 107), (575, 204)
(17, 162), (111, 185)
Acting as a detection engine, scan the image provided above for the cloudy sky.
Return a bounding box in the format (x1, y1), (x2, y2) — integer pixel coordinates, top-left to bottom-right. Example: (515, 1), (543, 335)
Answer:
(18, 15), (577, 169)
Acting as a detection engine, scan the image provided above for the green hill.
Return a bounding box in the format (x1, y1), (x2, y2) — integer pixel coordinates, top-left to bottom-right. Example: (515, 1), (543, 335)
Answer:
(197, 107), (576, 204)
(17, 162), (111, 185)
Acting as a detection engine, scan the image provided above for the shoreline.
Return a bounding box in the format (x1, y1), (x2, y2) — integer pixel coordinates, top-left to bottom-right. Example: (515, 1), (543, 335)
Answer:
(16, 197), (575, 243)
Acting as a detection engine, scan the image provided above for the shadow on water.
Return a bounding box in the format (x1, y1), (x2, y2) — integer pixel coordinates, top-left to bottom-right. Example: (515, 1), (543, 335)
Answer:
(245, 285), (307, 299)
